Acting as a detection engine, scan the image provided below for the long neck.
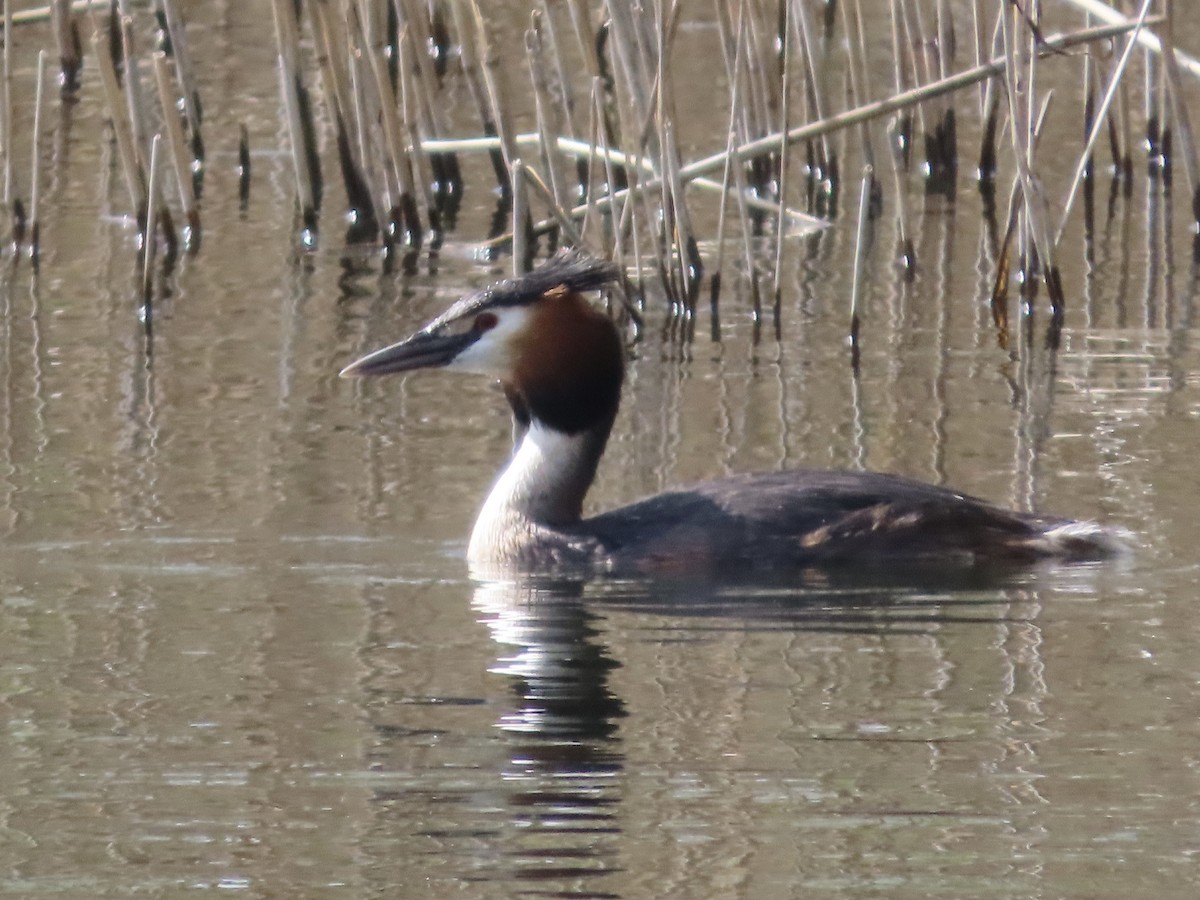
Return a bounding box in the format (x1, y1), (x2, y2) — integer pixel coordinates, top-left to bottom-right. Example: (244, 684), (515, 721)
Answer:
(468, 418), (612, 564)
(467, 294), (625, 567)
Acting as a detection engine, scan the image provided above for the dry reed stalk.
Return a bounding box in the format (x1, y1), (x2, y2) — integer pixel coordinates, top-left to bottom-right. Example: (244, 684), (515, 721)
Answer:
(615, 85), (670, 315)
(1158, 2), (1198, 213)
(999, 0), (1063, 326)
(91, 28), (146, 227)
(604, 2), (681, 303)
(393, 20), (440, 240)
(269, 0), (320, 247)
(155, 0), (202, 176)
(895, 0), (929, 174)
(910, 0), (955, 194)
(427, 0), (451, 78)
(151, 51), (198, 244)
(881, 2), (918, 268)
(449, 0), (508, 196)
(579, 77), (601, 248)
(663, 119), (701, 312)
(1096, 29), (1128, 183)
(884, 114), (914, 272)
(357, 0), (422, 247)
(791, 0), (833, 188)
(664, 3), (702, 309)
(537, 0), (586, 193)
(1145, 37), (1161, 180)
(604, 2), (653, 131)
(520, 163), (583, 249)
(511, 159), (529, 275)
(630, 150), (673, 314)
(29, 51), (46, 265)
(772, 0), (795, 301)
(346, 7), (375, 177)
(550, 19), (1148, 233)
(562, 0), (598, 83)
(311, 0), (377, 240)
(710, 0), (735, 95)
(667, 1), (700, 304)
(933, 0), (959, 181)
(842, 0), (880, 219)
(601, 184), (643, 333)
(887, 0), (915, 169)
(105, 1), (121, 79)
(120, 17), (150, 171)
(430, 132), (823, 234)
(399, 0), (461, 198)
(619, 149), (647, 323)
(1061, 0), (1200, 79)
(1112, 33), (1134, 185)
(1079, 10), (1096, 148)
(351, 27), (399, 249)
(590, 88), (623, 260)
(237, 122), (250, 208)
(978, 87), (1001, 185)
(49, 0), (82, 94)
(599, 134), (627, 276)
(1054, 0), (1154, 247)
(990, 177), (1021, 349)
(975, 13), (1004, 190)
(525, 11), (567, 214)
(970, 2), (987, 117)
(589, 10), (676, 305)
(466, 0), (519, 185)
(0, 0), (106, 27)
(2, 0), (17, 240)
(725, 7), (761, 328)
(637, 2), (696, 309)
(848, 164), (874, 372)
(739, 1), (775, 198)
(709, 125), (738, 334)
(883, 0), (916, 264)
(142, 132), (161, 304)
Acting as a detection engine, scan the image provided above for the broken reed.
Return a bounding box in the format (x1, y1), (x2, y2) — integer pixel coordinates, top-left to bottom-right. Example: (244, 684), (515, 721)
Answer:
(0, 1), (1196, 349)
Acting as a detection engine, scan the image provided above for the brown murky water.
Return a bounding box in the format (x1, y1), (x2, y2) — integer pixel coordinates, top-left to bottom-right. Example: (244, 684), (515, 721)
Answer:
(1, 3), (1199, 898)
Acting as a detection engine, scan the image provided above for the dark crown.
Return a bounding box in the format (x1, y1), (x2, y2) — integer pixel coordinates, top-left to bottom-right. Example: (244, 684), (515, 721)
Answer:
(421, 250), (621, 335)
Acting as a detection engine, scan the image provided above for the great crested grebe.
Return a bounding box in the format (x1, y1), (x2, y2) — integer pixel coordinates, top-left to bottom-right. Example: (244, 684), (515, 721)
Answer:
(342, 250), (1122, 577)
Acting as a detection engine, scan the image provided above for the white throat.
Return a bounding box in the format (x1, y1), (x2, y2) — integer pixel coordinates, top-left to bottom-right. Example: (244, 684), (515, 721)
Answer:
(467, 422), (603, 565)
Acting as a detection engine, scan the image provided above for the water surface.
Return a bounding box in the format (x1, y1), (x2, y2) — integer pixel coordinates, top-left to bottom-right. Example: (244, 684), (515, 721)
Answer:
(1, 3), (1199, 898)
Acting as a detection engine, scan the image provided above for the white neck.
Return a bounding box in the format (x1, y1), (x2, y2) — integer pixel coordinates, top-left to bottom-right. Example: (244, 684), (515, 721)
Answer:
(467, 422), (606, 565)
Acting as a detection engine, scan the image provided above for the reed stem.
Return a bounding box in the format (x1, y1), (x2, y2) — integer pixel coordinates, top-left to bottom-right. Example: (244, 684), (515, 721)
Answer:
(151, 50), (198, 245)
(29, 50), (46, 265)
(1054, 0), (1154, 246)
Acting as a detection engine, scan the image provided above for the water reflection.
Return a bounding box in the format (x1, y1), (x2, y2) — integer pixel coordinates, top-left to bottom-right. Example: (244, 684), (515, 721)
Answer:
(376, 569), (1084, 898)
(472, 578), (626, 893)
(477, 580), (626, 741)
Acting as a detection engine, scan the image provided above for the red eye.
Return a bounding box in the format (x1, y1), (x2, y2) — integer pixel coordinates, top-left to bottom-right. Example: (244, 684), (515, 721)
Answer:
(473, 312), (499, 332)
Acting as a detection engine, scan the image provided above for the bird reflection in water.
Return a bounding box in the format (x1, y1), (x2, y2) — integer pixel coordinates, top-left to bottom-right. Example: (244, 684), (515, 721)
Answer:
(472, 577), (627, 894)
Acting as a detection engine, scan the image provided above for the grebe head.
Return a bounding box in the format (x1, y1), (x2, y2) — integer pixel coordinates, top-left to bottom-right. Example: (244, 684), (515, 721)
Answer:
(342, 251), (627, 563)
(340, 249), (625, 438)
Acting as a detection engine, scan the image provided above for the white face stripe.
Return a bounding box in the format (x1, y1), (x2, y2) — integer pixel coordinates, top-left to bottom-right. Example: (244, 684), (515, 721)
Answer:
(447, 306), (532, 377)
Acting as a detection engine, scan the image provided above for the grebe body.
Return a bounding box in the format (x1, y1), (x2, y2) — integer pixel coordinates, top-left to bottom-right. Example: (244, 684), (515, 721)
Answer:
(342, 252), (1121, 578)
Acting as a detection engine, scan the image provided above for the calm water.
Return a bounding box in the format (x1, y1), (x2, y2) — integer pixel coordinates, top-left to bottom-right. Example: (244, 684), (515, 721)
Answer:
(2, 3), (1200, 898)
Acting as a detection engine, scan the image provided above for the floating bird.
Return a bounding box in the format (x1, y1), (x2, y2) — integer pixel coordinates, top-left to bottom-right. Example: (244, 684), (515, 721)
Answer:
(342, 250), (1123, 578)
